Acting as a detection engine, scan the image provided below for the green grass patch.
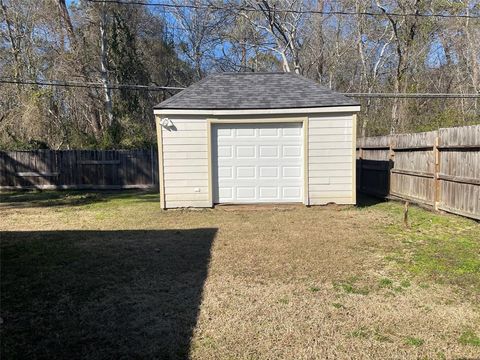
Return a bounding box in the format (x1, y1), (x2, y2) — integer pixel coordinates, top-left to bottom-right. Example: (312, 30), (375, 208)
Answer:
(334, 276), (370, 295)
(349, 327), (391, 343)
(378, 278), (393, 288)
(376, 201), (480, 292)
(373, 331), (391, 343)
(459, 329), (480, 347)
(404, 336), (424, 347)
(0, 190), (158, 209)
(350, 327), (369, 339)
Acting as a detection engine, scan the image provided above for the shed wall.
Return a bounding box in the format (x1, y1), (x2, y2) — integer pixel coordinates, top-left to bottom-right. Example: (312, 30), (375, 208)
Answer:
(308, 114), (355, 205)
(158, 113), (356, 208)
(159, 116), (211, 208)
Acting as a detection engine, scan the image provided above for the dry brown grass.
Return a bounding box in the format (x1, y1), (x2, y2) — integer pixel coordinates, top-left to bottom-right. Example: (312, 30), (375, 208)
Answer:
(1, 191), (479, 359)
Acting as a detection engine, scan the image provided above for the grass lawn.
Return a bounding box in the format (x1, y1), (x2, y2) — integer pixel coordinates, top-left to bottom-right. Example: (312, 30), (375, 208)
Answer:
(1, 191), (479, 359)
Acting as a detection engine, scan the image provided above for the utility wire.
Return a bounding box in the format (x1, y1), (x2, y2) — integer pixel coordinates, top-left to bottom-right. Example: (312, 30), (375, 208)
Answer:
(345, 93), (480, 99)
(2, 78), (480, 99)
(0, 78), (185, 91)
(84, 0), (480, 19)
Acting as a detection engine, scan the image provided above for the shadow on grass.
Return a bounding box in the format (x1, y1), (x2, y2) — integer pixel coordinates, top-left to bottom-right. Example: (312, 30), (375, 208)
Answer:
(0, 190), (159, 208)
(1, 228), (217, 359)
(356, 193), (387, 208)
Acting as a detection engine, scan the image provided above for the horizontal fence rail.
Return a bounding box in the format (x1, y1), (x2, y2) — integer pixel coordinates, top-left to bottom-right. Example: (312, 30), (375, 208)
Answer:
(0, 149), (158, 190)
(357, 125), (480, 220)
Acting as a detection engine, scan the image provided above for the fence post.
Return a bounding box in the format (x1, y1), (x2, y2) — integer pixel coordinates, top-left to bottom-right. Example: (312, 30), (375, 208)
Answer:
(358, 139), (363, 193)
(433, 135), (440, 210)
(388, 136), (395, 197)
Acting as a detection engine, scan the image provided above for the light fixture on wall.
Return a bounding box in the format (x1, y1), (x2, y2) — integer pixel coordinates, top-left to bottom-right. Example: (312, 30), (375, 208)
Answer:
(161, 118), (174, 128)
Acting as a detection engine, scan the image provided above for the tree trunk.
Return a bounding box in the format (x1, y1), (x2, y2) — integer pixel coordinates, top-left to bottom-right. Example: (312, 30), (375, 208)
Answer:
(99, 5), (113, 130)
(241, 39), (247, 70)
(465, 5), (479, 112)
(280, 50), (291, 72)
(310, 0), (325, 82)
(355, 0), (369, 137)
(55, 0), (76, 47)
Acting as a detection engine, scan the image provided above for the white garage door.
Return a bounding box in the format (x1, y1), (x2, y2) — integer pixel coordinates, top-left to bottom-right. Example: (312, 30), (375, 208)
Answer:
(212, 123), (304, 203)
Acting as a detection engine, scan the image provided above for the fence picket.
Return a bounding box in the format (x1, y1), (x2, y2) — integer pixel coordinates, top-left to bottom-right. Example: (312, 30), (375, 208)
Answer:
(0, 149), (159, 191)
(357, 125), (480, 220)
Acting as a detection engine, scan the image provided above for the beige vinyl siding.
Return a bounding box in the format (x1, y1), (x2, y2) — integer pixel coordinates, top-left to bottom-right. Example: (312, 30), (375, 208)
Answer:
(161, 116), (211, 208)
(158, 112), (357, 208)
(308, 114), (355, 205)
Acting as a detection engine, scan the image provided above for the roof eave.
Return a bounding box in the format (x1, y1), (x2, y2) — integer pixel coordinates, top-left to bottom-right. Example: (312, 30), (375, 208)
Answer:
(153, 105), (361, 116)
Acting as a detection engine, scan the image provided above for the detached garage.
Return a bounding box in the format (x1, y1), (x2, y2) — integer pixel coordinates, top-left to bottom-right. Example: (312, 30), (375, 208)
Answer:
(153, 72), (360, 209)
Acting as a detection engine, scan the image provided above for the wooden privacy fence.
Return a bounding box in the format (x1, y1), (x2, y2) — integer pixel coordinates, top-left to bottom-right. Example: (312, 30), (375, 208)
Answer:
(0, 149), (158, 190)
(357, 125), (480, 220)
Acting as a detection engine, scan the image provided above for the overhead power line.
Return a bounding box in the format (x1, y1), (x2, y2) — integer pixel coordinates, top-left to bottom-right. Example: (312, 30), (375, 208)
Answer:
(2, 78), (480, 99)
(84, 0), (480, 19)
(0, 78), (184, 91)
(345, 93), (480, 99)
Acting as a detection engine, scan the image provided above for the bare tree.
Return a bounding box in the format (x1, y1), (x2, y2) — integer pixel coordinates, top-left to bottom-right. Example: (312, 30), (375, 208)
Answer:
(1, 0), (22, 83)
(1, 0), (479, 149)
(99, 2), (114, 131)
(240, 0), (306, 73)
(55, 0), (76, 46)
(170, 0), (226, 80)
(376, 0), (422, 134)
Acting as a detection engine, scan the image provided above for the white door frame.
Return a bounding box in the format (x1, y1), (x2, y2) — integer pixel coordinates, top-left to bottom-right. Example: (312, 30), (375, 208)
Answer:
(207, 117), (309, 206)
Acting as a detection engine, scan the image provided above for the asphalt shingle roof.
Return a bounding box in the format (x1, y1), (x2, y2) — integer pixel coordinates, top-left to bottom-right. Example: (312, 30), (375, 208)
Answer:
(154, 72), (359, 110)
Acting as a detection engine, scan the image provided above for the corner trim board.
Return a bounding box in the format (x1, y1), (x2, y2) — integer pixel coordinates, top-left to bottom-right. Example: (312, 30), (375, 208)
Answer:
(155, 115), (166, 209)
(303, 117), (309, 205)
(352, 114), (357, 204)
(207, 118), (214, 207)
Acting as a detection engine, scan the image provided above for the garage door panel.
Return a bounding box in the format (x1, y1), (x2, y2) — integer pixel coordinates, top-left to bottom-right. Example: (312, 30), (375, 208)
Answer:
(217, 128), (233, 137)
(259, 127), (280, 137)
(217, 145), (233, 158)
(259, 187), (279, 198)
(218, 180), (301, 187)
(236, 166), (256, 179)
(282, 126), (302, 136)
(236, 187), (256, 199)
(218, 187), (233, 200)
(236, 128), (256, 137)
(283, 145), (302, 157)
(213, 123), (303, 203)
(259, 166), (279, 178)
(282, 166), (302, 178)
(283, 187), (302, 199)
(259, 145), (279, 158)
(218, 167), (233, 179)
(236, 146), (256, 158)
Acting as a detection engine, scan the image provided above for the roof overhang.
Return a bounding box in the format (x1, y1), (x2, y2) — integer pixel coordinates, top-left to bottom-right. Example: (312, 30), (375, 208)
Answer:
(153, 106), (361, 116)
